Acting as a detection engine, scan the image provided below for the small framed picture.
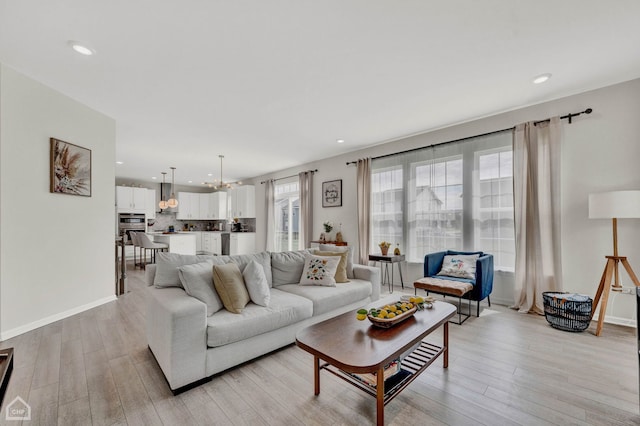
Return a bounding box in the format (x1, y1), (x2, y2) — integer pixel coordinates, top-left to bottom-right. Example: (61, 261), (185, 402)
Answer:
(50, 138), (92, 197)
(322, 179), (342, 208)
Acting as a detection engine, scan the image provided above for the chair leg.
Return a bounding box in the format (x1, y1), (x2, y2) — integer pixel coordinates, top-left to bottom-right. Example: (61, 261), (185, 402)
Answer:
(477, 300), (480, 317)
(143, 249), (147, 270)
(488, 295), (491, 307)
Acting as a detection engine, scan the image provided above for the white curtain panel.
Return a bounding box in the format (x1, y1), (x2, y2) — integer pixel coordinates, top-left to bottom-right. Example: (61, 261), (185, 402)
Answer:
(357, 158), (372, 265)
(265, 179), (276, 251)
(512, 117), (563, 314)
(298, 171), (313, 249)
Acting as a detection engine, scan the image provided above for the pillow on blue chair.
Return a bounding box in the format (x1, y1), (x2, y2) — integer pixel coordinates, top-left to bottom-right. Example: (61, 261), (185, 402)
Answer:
(437, 254), (480, 279)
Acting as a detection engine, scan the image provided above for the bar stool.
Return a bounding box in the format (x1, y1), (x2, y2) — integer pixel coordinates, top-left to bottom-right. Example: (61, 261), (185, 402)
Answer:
(129, 231), (141, 269)
(137, 233), (169, 269)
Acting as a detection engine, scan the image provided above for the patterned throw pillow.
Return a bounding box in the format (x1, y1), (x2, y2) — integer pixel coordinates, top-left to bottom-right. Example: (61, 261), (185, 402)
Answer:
(299, 254), (340, 287)
(436, 254), (479, 279)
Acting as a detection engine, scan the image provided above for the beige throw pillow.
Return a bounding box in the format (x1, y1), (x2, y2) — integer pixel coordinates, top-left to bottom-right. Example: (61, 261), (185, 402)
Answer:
(212, 263), (250, 314)
(314, 250), (350, 283)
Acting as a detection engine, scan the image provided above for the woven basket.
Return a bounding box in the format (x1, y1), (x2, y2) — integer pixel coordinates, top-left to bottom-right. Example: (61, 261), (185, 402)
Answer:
(542, 292), (592, 332)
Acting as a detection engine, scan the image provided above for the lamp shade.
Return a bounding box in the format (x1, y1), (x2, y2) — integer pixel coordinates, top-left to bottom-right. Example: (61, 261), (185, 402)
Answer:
(588, 190), (640, 219)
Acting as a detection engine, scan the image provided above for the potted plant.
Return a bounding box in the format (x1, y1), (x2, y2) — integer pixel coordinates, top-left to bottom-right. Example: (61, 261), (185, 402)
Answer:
(379, 241), (391, 256)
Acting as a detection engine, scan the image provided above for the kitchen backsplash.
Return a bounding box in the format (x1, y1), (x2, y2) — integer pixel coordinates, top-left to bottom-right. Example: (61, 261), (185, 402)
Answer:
(148, 213), (255, 232)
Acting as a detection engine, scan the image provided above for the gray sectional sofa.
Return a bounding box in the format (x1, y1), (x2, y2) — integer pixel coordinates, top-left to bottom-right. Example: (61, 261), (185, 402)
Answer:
(145, 248), (380, 393)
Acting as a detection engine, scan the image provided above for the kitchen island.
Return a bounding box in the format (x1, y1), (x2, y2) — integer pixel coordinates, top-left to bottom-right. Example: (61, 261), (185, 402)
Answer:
(148, 232), (197, 255)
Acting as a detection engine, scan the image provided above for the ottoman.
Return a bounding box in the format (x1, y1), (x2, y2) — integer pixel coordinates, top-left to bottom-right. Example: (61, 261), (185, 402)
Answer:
(414, 277), (473, 324)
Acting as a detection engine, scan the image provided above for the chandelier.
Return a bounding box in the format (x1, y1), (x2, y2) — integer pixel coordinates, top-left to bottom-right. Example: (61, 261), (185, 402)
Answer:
(204, 155), (241, 189)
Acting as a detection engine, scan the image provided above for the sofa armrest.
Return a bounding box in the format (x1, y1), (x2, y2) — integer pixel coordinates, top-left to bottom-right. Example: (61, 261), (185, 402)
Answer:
(353, 264), (381, 301)
(145, 264), (156, 286)
(146, 286), (207, 390)
(424, 251), (447, 277)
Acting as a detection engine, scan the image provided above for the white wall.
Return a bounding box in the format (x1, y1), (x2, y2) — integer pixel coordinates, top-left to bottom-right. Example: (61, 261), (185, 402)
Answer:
(0, 65), (117, 339)
(252, 78), (640, 325)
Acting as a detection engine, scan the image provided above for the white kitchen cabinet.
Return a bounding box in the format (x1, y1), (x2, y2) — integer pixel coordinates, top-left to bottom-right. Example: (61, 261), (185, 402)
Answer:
(229, 232), (256, 255)
(227, 185), (255, 218)
(176, 192), (200, 220)
(198, 193), (226, 220)
(146, 189), (156, 219)
(202, 232), (222, 255)
(211, 192), (227, 219)
(191, 231), (203, 253)
(116, 186), (147, 213)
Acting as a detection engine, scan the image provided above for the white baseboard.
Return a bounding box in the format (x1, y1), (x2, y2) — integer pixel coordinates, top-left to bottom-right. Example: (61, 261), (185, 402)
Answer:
(593, 314), (636, 328)
(0, 295), (117, 341)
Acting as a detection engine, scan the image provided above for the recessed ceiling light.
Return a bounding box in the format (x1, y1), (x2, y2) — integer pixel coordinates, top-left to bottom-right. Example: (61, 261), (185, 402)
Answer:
(188, 180), (193, 183)
(115, 161), (123, 165)
(68, 41), (95, 56)
(337, 139), (345, 144)
(151, 176), (157, 180)
(207, 173), (213, 177)
(533, 73), (551, 84)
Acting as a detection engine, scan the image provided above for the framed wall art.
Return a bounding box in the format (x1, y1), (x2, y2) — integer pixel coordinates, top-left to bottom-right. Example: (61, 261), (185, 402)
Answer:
(322, 179), (342, 207)
(50, 138), (92, 197)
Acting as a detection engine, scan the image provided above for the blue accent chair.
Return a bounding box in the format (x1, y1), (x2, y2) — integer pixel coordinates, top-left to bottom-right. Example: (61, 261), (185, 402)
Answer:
(423, 250), (494, 317)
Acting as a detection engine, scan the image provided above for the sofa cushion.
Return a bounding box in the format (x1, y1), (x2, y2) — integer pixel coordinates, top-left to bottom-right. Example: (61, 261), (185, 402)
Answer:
(319, 244), (354, 279)
(271, 250), (313, 286)
(314, 250), (350, 283)
(178, 262), (223, 316)
(213, 263), (250, 314)
(206, 288), (313, 347)
(277, 279), (372, 316)
(227, 252), (273, 286)
(299, 254), (340, 287)
(154, 252), (216, 288)
(243, 260), (270, 307)
(437, 254), (479, 279)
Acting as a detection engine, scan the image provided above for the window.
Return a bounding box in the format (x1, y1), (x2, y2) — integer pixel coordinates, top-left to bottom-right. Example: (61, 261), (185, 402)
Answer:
(274, 181), (299, 252)
(474, 148), (515, 271)
(371, 131), (515, 271)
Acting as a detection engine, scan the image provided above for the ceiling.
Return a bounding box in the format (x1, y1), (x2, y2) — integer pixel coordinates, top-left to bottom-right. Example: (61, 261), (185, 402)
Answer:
(2, 1), (640, 187)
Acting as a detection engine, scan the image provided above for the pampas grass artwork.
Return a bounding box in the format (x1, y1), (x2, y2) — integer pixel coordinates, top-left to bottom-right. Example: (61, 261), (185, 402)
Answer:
(50, 138), (91, 196)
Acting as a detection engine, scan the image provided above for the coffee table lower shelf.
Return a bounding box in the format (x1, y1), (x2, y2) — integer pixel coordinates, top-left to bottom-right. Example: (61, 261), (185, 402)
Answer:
(321, 341), (443, 405)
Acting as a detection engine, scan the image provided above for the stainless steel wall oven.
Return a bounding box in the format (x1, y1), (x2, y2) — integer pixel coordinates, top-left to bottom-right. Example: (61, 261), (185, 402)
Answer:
(118, 213), (145, 243)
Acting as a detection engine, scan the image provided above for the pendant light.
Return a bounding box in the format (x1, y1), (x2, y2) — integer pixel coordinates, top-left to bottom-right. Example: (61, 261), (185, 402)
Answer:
(167, 167), (179, 208)
(158, 172), (169, 209)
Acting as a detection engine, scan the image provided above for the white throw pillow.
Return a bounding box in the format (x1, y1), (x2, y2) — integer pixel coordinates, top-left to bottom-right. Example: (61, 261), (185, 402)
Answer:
(437, 254), (479, 279)
(242, 260), (270, 307)
(299, 254), (340, 287)
(178, 262), (223, 315)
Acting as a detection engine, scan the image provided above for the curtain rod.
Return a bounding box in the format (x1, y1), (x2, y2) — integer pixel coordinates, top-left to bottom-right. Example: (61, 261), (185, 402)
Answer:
(346, 108), (592, 165)
(260, 169), (317, 184)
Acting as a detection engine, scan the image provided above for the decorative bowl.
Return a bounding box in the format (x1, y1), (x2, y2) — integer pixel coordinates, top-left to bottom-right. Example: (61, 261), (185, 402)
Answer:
(367, 304), (417, 328)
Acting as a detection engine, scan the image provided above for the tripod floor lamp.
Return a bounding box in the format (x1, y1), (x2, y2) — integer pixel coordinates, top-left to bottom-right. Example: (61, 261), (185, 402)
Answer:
(588, 190), (640, 336)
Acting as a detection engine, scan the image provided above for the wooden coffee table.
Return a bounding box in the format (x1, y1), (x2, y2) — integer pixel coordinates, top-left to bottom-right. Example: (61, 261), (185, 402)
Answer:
(296, 299), (456, 425)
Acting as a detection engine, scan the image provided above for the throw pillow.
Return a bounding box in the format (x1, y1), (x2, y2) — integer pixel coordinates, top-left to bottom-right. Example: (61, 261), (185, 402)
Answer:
(242, 260), (270, 307)
(178, 262), (223, 316)
(153, 252), (215, 288)
(299, 254), (340, 287)
(437, 254), (479, 279)
(314, 250), (350, 283)
(318, 244), (354, 279)
(213, 263), (250, 314)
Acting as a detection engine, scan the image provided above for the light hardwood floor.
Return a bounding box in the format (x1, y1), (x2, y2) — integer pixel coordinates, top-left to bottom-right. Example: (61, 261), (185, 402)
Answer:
(0, 263), (638, 425)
